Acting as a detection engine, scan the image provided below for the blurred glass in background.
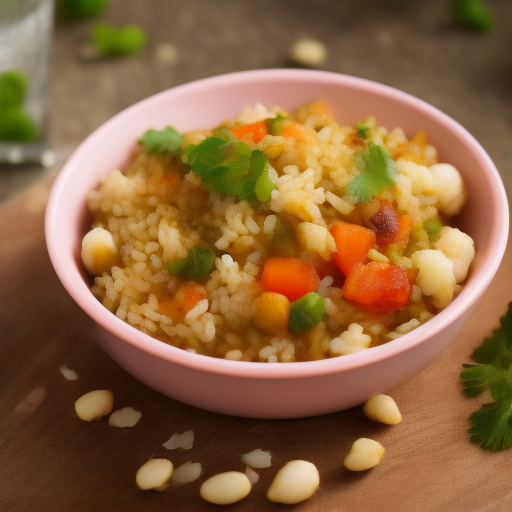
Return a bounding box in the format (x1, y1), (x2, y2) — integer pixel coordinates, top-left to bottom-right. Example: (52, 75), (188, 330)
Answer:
(0, 0), (54, 164)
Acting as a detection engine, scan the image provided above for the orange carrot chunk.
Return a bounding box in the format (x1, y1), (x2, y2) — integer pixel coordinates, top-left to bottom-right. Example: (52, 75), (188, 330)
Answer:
(393, 214), (413, 250)
(261, 256), (320, 302)
(230, 121), (268, 143)
(281, 122), (316, 143)
(329, 222), (376, 277)
(342, 261), (412, 310)
(147, 172), (181, 199)
(175, 282), (208, 313)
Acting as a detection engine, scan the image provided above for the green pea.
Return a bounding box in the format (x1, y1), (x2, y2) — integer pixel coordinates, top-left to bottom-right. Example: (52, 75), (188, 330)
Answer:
(288, 292), (326, 334)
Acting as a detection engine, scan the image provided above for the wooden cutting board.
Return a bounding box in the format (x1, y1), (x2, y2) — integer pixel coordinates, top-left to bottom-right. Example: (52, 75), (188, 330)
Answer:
(1, 177), (511, 512)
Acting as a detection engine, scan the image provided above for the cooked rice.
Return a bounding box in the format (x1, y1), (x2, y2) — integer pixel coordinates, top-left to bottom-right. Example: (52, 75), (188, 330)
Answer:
(85, 101), (473, 362)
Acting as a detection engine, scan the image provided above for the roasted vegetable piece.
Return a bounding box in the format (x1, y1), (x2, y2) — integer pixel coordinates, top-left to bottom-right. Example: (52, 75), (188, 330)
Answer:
(288, 292), (326, 333)
(329, 222), (376, 276)
(369, 201), (399, 246)
(261, 257), (320, 302)
(342, 261), (411, 310)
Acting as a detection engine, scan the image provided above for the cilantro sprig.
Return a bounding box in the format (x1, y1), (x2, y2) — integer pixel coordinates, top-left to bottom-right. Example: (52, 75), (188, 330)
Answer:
(460, 302), (512, 451)
(139, 126), (183, 154)
(184, 136), (275, 202)
(346, 143), (399, 204)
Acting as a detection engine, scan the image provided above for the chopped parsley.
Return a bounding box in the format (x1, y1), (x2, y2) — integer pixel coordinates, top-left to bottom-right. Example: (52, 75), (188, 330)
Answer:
(184, 137), (275, 202)
(139, 126), (183, 154)
(346, 143), (399, 204)
(356, 121), (370, 139)
(167, 247), (216, 282)
(460, 302), (512, 451)
(424, 218), (444, 242)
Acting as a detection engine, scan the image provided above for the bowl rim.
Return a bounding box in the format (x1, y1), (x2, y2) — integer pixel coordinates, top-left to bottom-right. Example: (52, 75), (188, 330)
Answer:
(45, 68), (509, 379)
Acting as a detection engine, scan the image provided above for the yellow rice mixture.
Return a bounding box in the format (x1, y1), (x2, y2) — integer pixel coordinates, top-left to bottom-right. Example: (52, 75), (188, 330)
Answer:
(83, 101), (475, 362)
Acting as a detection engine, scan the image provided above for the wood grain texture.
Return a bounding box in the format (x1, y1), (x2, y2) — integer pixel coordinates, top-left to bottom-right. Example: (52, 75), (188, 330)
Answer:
(0, 182), (511, 511)
(2, 0), (512, 510)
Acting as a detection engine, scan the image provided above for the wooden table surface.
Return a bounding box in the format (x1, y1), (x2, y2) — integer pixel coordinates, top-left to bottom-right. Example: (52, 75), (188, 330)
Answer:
(1, 1), (512, 511)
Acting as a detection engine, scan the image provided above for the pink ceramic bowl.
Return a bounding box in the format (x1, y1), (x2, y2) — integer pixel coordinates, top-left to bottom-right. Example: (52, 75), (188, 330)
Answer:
(46, 69), (508, 419)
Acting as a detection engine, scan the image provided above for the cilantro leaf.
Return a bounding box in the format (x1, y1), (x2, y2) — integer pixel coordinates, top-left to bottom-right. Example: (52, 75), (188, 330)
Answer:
(460, 302), (512, 451)
(468, 398), (512, 452)
(139, 126), (183, 154)
(183, 137), (275, 202)
(461, 364), (508, 400)
(471, 305), (512, 369)
(346, 143), (398, 204)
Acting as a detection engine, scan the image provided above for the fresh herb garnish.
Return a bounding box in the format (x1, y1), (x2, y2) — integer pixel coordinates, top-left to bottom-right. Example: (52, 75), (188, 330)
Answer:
(346, 143), (399, 204)
(356, 121), (370, 139)
(424, 218), (444, 242)
(167, 247), (216, 282)
(184, 137), (275, 202)
(139, 126), (183, 154)
(91, 23), (146, 57)
(460, 302), (512, 451)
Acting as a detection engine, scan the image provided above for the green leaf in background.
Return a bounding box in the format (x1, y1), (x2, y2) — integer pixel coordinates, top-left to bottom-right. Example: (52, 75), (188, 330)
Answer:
(139, 126), (183, 154)
(452, 0), (493, 32)
(347, 142), (399, 204)
(59, 0), (108, 21)
(0, 108), (38, 142)
(0, 70), (27, 110)
(460, 302), (512, 451)
(92, 23), (146, 57)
